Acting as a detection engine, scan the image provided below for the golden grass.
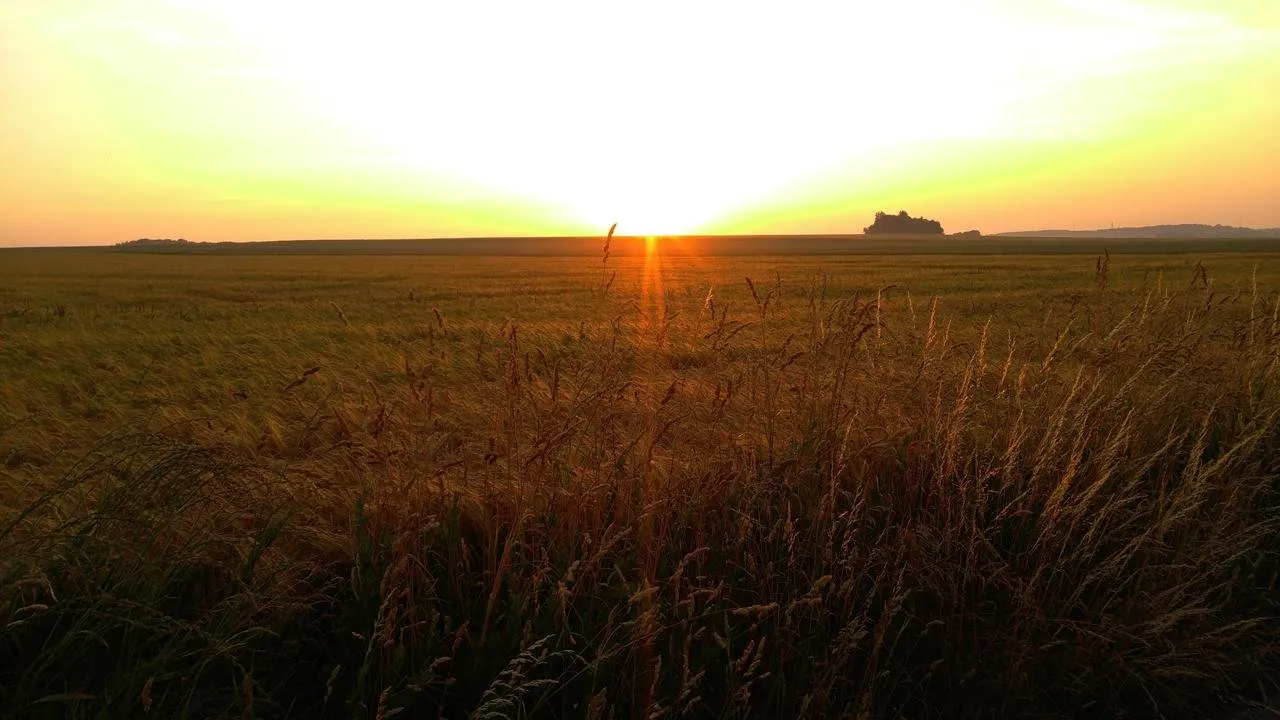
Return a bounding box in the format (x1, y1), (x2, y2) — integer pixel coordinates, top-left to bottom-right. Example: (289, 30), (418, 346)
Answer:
(1, 248), (1279, 718)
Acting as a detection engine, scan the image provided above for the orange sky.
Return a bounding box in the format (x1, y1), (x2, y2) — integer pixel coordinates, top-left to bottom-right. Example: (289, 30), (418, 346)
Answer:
(2, 1), (1278, 246)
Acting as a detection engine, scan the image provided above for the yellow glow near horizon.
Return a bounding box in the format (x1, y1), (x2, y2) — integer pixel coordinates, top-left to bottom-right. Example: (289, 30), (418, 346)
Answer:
(2, 1), (1278, 245)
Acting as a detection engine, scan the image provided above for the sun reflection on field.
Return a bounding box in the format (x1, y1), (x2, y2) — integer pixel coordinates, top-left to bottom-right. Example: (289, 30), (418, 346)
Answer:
(639, 236), (667, 344)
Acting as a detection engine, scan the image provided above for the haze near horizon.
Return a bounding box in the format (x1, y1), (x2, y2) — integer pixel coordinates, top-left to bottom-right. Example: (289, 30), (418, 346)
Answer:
(2, 0), (1278, 247)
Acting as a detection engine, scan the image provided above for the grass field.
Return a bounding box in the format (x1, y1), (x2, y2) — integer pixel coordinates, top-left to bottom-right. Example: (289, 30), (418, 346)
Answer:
(2, 246), (1279, 718)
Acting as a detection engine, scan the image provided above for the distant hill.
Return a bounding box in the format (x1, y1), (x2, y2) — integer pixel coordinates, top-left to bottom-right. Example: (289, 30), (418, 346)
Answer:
(78, 234), (1280, 257)
(997, 224), (1280, 239)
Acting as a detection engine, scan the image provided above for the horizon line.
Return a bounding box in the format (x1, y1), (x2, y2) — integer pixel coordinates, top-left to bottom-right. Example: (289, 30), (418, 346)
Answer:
(7, 224), (1280, 250)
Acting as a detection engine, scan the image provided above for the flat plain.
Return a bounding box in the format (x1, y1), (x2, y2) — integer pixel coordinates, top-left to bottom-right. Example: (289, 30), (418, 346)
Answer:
(2, 245), (1279, 718)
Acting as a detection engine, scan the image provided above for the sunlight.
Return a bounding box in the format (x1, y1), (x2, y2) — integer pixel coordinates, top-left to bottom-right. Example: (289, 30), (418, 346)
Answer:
(192, 0), (1269, 234)
(165, 2), (1039, 233)
(639, 236), (667, 342)
(3, 0), (1278, 243)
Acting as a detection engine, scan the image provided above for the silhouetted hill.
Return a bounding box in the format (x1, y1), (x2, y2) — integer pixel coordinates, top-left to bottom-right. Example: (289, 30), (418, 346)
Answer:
(997, 224), (1280, 239)
(73, 234), (1280, 256)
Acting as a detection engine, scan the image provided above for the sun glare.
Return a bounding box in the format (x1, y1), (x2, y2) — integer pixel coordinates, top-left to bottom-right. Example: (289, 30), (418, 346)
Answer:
(181, 1), (1050, 234)
(2, 0), (1278, 244)
(639, 235), (667, 339)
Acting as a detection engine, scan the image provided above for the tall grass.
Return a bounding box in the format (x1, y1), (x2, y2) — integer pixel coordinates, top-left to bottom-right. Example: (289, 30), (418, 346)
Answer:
(1, 252), (1278, 718)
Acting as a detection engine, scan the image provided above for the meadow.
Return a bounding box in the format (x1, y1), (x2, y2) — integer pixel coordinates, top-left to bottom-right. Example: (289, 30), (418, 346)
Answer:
(2, 246), (1279, 718)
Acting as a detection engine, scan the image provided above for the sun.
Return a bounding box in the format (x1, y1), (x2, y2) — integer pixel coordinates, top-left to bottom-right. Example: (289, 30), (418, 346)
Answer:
(563, 182), (727, 237)
(56, 0), (1272, 244)
(196, 3), (851, 237)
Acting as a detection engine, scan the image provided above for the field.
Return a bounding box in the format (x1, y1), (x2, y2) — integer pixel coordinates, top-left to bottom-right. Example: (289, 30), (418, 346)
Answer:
(2, 245), (1279, 718)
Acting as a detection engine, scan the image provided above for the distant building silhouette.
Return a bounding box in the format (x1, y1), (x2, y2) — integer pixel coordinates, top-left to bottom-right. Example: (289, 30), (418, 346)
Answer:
(864, 211), (944, 235)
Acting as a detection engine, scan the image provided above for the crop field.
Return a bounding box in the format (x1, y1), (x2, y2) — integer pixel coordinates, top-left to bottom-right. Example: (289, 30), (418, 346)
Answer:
(2, 247), (1280, 718)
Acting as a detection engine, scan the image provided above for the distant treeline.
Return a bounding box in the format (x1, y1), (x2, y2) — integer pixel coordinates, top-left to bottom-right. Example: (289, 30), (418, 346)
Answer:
(865, 211), (945, 235)
(117, 238), (196, 247)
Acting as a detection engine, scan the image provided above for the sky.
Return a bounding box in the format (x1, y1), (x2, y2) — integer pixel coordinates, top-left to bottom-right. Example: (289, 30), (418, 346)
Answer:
(2, 0), (1278, 246)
